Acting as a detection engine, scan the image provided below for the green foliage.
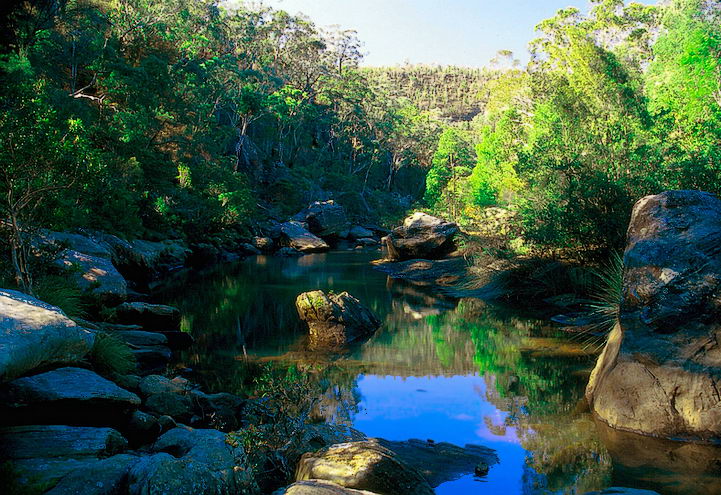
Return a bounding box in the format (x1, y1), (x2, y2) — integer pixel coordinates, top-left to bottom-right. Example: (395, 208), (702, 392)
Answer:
(33, 275), (88, 318)
(90, 332), (137, 376)
(587, 251), (624, 332)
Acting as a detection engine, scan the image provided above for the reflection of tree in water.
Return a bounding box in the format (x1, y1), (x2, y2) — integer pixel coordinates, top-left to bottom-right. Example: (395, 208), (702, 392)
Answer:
(419, 298), (612, 494)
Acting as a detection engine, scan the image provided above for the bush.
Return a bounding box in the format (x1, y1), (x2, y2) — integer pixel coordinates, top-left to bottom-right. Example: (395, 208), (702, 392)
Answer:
(33, 275), (88, 318)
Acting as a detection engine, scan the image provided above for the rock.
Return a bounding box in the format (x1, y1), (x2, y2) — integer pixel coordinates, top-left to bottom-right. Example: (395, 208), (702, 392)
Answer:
(295, 440), (433, 495)
(144, 392), (193, 420)
(278, 246), (304, 257)
(348, 226), (375, 240)
(253, 236), (275, 252)
(280, 221), (330, 253)
(280, 480), (380, 495)
(239, 243), (262, 255)
(293, 200), (350, 238)
(376, 438), (498, 487)
(95, 234), (189, 283)
(296, 291), (380, 348)
(586, 190), (721, 441)
(128, 427), (258, 494)
(139, 374), (191, 397)
(55, 250), (128, 304)
(0, 367), (140, 426)
(383, 212), (460, 261)
(373, 257), (467, 291)
(356, 238), (379, 247)
(188, 242), (221, 266)
(131, 345), (173, 373)
(41, 230), (113, 258)
(0, 425), (128, 459)
(0, 289), (95, 382)
(44, 454), (140, 495)
(114, 302), (181, 330)
(115, 330), (168, 347)
(124, 410), (161, 446)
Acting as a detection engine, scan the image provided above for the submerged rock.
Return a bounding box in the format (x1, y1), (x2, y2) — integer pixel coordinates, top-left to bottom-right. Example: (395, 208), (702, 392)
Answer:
(586, 190), (721, 440)
(0, 289), (95, 382)
(295, 440), (433, 495)
(296, 291), (380, 348)
(280, 221), (330, 253)
(383, 212), (459, 261)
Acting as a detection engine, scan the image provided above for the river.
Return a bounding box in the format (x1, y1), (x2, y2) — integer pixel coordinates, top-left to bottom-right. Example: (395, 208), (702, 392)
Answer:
(158, 250), (721, 495)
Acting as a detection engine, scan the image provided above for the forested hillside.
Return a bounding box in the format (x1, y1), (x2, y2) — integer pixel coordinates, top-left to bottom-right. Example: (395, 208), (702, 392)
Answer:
(1, 0), (721, 288)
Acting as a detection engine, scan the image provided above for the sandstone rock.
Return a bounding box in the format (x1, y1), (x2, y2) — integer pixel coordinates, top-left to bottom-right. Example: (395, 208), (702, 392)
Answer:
(0, 367), (140, 425)
(278, 246), (304, 257)
(45, 454), (140, 495)
(94, 234), (189, 283)
(144, 392), (193, 420)
(584, 489), (661, 495)
(124, 410), (161, 447)
(114, 302), (181, 330)
(115, 330), (168, 347)
(295, 440), (433, 495)
(348, 226), (375, 240)
(293, 200), (350, 238)
(587, 190), (721, 440)
(383, 212), (460, 261)
(139, 375), (191, 397)
(356, 238), (379, 247)
(253, 236), (275, 252)
(55, 250), (128, 304)
(0, 425), (128, 459)
(280, 221), (330, 253)
(281, 480), (380, 495)
(128, 427), (258, 494)
(296, 291), (380, 348)
(131, 345), (173, 373)
(41, 230), (113, 258)
(239, 243), (262, 255)
(0, 289), (95, 382)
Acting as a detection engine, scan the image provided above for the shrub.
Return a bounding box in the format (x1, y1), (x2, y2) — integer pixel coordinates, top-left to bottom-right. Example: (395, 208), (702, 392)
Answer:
(90, 332), (137, 376)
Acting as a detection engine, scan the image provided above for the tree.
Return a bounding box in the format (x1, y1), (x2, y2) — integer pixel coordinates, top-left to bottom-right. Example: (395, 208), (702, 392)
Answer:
(424, 127), (473, 217)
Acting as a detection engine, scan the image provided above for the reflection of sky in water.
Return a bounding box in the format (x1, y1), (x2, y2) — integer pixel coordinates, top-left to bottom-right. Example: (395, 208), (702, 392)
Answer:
(354, 374), (526, 494)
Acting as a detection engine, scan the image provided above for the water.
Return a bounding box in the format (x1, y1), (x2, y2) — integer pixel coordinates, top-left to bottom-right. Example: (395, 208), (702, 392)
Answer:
(158, 250), (721, 495)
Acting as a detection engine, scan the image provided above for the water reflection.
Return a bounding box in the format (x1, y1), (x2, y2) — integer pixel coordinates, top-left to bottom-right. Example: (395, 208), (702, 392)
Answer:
(158, 251), (721, 494)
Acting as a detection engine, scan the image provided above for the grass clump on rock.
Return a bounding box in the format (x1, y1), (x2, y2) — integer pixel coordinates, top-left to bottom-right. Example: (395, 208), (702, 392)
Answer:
(90, 332), (137, 375)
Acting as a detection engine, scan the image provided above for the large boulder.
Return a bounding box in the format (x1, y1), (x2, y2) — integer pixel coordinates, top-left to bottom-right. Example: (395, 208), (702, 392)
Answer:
(0, 290), (95, 382)
(44, 454), (140, 495)
(55, 249), (128, 304)
(114, 302), (181, 330)
(383, 213), (460, 261)
(128, 427), (258, 494)
(296, 291), (380, 348)
(586, 190), (721, 440)
(0, 425), (128, 459)
(280, 221), (330, 253)
(0, 366), (140, 426)
(40, 230), (113, 258)
(293, 200), (350, 238)
(281, 480), (380, 495)
(295, 440), (434, 495)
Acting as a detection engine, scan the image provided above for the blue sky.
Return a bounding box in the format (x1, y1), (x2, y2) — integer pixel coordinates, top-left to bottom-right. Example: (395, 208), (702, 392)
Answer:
(261, 0), (657, 67)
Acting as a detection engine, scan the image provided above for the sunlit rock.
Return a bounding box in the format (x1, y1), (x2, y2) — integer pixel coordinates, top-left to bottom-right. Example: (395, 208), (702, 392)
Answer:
(587, 190), (721, 440)
(280, 221), (330, 253)
(295, 290), (380, 348)
(383, 212), (459, 261)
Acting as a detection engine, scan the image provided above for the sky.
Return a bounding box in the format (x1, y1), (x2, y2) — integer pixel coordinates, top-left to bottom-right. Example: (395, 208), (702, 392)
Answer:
(261, 0), (657, 67)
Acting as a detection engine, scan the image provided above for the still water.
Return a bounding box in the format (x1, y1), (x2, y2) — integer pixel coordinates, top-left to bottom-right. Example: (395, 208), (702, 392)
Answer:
(158, 250), (721, 495)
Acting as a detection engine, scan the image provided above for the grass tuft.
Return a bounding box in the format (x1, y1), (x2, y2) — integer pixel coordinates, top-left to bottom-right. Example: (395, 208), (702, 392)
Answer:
(33, 275), (88, 318)
(586, 251), (624, 333)
(90, 332), (137, 376)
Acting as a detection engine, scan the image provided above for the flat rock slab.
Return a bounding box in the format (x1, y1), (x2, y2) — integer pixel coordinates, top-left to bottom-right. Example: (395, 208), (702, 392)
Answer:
(280, 221), (330, 253)
(0, 289), (95, 382)
(114, 302), (181, 330)
(377, 439), (498, 487)
(0, 425), (128, 459)
(56, 249), (128, 304)
(44, 454), (140, 495)
(373, 257), (467, 290)
(0, 366), (140, 425)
